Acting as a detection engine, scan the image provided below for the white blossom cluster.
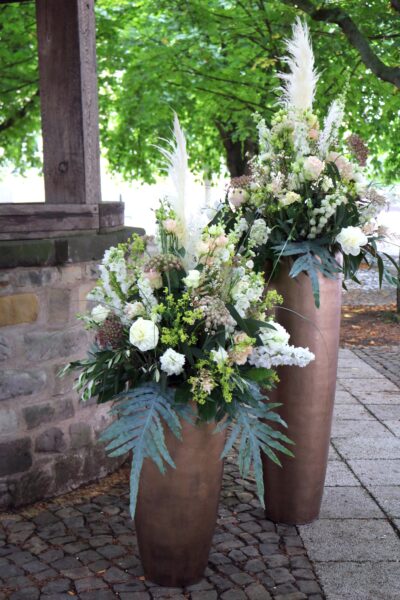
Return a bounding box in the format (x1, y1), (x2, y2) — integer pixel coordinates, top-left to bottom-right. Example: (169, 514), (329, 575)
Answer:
(249, 322), (314, 369)
(231, 271), (264, 317)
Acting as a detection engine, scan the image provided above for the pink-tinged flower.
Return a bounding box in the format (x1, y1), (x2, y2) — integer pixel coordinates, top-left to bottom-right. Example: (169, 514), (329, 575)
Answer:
(327, 152), (354, 181)
(308, 128), (319, 140)
(143, 269), (163, 289)
(229, 188), (248, 208)
(163, 218), (178, 234)
(215, 234), (229, 247)
(303, 156), (324, 180)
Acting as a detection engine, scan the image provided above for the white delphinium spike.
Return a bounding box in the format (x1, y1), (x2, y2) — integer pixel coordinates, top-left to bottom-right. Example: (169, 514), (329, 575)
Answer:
(318, 99), (345, 158)
(279, 18), (318, 111)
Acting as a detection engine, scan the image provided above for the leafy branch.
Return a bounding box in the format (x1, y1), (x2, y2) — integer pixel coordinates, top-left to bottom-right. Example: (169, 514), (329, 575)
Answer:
(281, 0), (400, 88)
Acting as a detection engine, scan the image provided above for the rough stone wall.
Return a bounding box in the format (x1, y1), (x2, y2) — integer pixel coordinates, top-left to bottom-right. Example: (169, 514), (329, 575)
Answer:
(0, 261), (121, 510)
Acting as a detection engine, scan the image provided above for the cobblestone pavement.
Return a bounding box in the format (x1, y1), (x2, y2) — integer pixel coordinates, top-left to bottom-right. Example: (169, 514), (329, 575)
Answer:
(0, 457), (323, 600)
(1, 349), (399, 600)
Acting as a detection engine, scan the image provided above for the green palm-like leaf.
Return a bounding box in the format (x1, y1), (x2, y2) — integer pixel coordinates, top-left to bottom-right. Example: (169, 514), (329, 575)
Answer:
(100, 382), (192, 517)
(220, 381), (294, 508)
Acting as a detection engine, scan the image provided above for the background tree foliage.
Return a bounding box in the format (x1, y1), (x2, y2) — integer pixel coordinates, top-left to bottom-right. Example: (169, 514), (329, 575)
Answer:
(0, 0), (399, 182)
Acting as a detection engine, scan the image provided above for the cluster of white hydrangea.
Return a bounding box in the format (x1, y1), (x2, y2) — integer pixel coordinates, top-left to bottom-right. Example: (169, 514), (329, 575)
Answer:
(248, 219), (270, 248)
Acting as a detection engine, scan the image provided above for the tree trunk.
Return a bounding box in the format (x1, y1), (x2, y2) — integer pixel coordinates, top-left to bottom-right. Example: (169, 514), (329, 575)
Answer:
(215, 122), (257, 178)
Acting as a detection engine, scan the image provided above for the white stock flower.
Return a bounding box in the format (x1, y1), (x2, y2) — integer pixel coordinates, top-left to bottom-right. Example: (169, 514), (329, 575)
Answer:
(129, 318), (159, 352)
(124, 301), (145, 320)
(211, 347), (228, 365)
(183, 269), (201, 288)
(91, 304), (110, 324)
(160, 348), (186, 376)
(303, 156), (324, 180)
(336, 226), (368, 256)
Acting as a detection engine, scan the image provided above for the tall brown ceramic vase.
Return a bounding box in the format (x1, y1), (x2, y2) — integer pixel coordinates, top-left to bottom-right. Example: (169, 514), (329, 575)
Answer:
(263, 258), (342, 525)
(135, 415), (226, 587)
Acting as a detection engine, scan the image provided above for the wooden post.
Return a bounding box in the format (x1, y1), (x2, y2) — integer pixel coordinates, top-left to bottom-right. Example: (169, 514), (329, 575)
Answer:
(35, 0), (101, 204)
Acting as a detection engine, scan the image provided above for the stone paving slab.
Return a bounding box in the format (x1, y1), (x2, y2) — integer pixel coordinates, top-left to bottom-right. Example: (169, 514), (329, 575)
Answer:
(324, 462), (361, 487)
(366, 486), (400, 519)
(354, 346), (400, 389)
(300, 519), (399, 562)
(299, 348), (400, 600)
(318, 487), (384, 520)
(313, 562), (400, 600)
(347, 459), (400, 486)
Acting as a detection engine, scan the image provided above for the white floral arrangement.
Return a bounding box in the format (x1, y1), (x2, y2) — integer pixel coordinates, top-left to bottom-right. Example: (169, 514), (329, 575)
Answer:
(218, 20), (399, 305)
(63, 116), (314, 517)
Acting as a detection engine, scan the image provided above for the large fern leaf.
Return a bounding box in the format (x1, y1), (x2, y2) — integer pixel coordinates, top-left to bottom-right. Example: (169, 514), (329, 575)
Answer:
(218, 381), (294, 507)
(100, 383), (192, 517)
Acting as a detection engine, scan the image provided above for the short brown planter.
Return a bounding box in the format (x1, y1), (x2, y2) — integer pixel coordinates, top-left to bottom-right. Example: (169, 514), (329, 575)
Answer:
(263, 258), (342, 524)
(135, 416), (226, 587)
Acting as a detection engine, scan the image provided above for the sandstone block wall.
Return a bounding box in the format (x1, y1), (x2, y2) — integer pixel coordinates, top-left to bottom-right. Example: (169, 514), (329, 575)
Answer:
(0, 260), (121, 509)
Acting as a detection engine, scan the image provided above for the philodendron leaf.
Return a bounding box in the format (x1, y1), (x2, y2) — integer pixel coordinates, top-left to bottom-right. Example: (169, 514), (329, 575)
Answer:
(221, 384), (294, 508)
(100, 382), (191, 518)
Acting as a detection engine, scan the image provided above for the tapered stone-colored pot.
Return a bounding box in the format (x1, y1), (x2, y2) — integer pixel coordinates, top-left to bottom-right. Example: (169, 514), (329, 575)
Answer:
(135, 416), (226, 587)
(263, 258), (342, 524)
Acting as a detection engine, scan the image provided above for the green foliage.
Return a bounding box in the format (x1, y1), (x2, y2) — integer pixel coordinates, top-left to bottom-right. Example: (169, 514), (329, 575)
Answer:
(273, 241), (341, 307)
(218, 380), (294, 507)
(0, 1), (399, 181)
(100, 382), (192, 517)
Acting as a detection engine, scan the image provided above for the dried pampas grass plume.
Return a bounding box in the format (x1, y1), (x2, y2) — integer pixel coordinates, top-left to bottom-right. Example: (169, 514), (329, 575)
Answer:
(279, 18), (319, 111)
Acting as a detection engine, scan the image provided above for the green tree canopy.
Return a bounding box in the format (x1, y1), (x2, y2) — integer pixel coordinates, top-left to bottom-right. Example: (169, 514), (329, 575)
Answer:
(0, 0), (399, 182)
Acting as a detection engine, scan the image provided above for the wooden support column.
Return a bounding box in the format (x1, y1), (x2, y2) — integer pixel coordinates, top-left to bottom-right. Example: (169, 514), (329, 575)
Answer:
(36, 0), (101, 205)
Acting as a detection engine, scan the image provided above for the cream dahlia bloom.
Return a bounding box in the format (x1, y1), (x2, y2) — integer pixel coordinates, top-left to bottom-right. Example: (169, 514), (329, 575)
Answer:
(160, 348), (186, 376)
(336, 226), (368, 256)
(129, 318), (159, 351)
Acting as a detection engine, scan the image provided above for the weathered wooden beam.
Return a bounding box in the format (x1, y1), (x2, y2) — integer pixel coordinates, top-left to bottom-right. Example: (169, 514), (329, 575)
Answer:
(0, 202), (125, 240)
(35, 0), (101, 205)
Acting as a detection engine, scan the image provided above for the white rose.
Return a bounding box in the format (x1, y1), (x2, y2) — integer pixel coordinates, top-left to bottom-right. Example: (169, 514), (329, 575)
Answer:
(210, 347), (228, 365)
(160, 348), (186, 376)
(124, 301), (145, 320)
(336, 226), (368, 256)
(129, 318), (159, 351)
(91, 304), (110, 324)
(304, 156), (324, 181)
(183, 269), (201, 288)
